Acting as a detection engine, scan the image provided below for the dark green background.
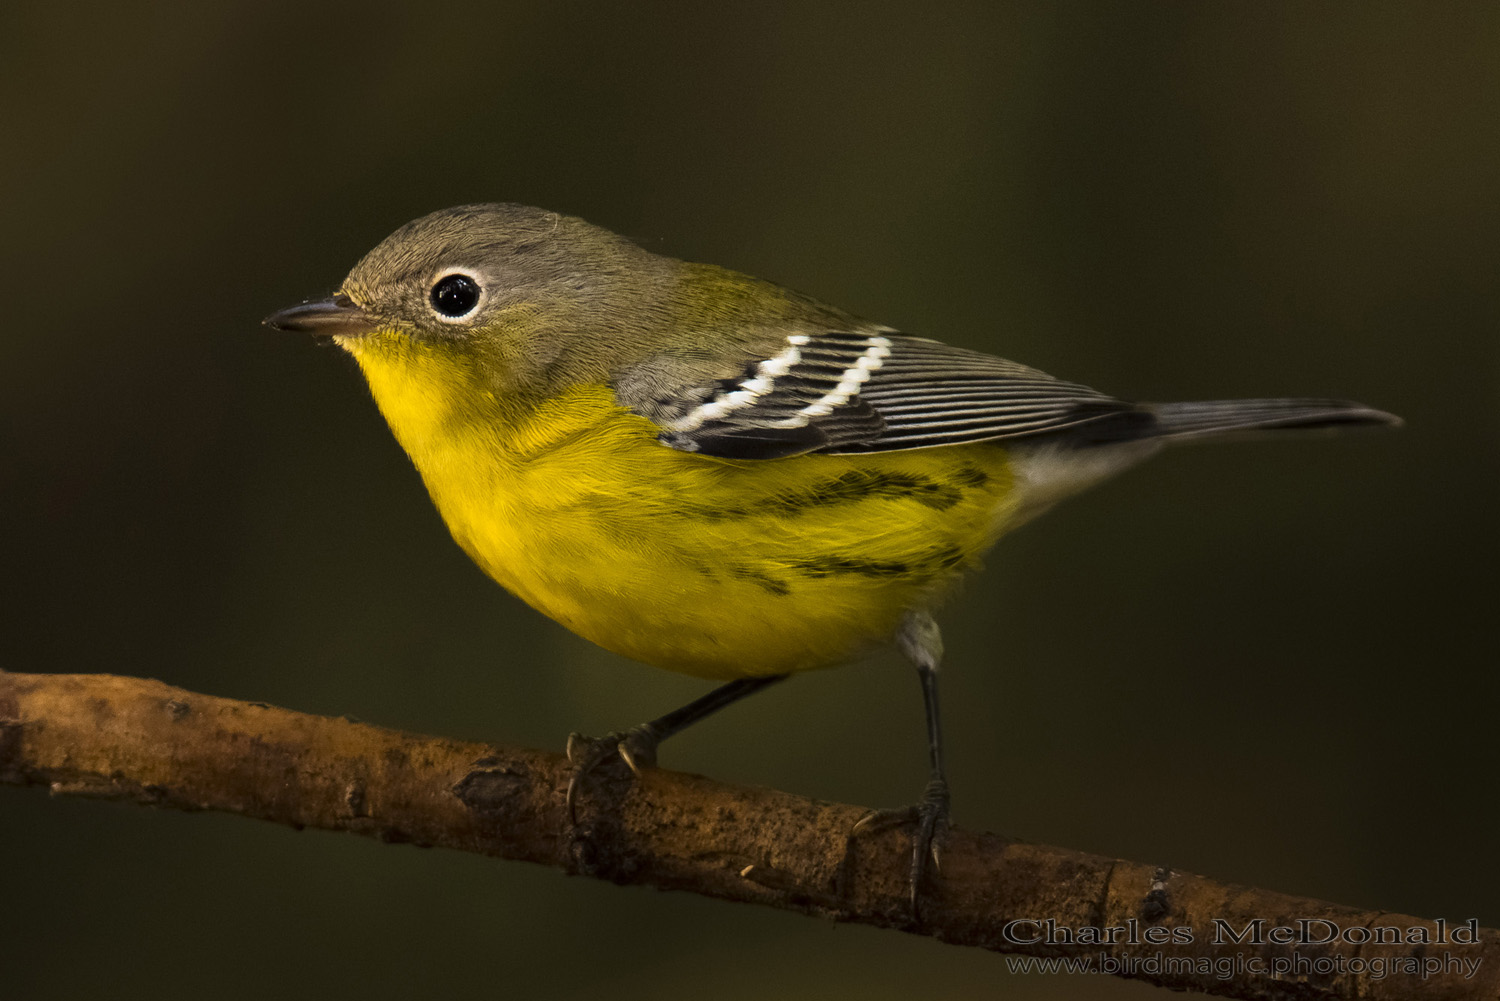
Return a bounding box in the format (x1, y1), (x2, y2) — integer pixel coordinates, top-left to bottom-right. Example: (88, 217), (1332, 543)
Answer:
(2, 3), (1495, 999)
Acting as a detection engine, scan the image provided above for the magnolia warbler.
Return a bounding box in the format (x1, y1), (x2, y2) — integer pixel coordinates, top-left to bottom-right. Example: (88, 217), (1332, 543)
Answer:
(266, 204), (1398, 910)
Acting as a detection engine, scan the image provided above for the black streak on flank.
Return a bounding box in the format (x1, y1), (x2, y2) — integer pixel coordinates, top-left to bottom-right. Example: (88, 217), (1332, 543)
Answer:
(952, 465), (990, 489)
(730, 566), (793, 597)
(791, 545), (968, 581)
(790, 557), (911, 578)
(930, 545), (966, 571)
(688, 556), (793, 597)
(700, 469), (964, 521)
(784, 470), (963, 512)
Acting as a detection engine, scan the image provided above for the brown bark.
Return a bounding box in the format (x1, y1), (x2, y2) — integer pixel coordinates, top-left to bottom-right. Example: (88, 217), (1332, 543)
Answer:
(0, 669), (1491, 999)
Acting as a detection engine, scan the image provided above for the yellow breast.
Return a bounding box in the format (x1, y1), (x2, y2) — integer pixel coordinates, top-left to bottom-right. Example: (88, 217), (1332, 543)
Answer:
(345, 335), (1018, 679)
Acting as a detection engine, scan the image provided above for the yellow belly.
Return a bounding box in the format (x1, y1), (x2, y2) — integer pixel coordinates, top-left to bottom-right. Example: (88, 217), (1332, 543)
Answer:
(350, 343), (1018, 679)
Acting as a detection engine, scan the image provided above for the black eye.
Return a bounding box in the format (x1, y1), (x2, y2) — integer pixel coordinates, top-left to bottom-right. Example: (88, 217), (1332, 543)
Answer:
(429, 273), (481, 318)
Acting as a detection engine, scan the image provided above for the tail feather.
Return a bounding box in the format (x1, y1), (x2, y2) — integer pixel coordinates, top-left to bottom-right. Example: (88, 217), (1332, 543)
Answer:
(1009, 396), (1399, 524)
(1144, 398), (1401, 441)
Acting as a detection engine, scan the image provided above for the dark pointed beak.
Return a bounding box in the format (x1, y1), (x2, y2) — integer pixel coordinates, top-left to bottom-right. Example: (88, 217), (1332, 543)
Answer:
(264, 294), (377, 337)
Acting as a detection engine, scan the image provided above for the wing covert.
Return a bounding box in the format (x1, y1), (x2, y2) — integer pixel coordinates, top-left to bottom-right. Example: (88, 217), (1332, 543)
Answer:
(632, 331), (1146, 459)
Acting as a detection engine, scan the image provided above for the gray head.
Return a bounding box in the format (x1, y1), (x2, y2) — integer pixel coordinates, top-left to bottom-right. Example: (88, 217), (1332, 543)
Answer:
(265, 203), (857, 397)
(265, 204), (693, 395)
(340, 203), (670, 338)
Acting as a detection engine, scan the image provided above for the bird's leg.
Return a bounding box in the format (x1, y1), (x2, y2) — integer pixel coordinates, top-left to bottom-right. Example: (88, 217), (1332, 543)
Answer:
(850, 610), (950, 921)
(565, 674), (788, 823)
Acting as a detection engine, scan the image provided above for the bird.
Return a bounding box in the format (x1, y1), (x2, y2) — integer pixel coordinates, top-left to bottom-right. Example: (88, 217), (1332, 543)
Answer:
(265, 203), (1399, 914)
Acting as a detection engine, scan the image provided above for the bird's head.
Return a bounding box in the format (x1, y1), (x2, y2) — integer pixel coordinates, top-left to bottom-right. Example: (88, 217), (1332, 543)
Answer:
(266, 203), (675, 400)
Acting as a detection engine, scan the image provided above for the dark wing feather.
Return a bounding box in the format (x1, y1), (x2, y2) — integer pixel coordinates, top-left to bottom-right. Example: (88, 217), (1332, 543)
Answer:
(638, 330), (1145, 460)
(843, 336), (1143, 451)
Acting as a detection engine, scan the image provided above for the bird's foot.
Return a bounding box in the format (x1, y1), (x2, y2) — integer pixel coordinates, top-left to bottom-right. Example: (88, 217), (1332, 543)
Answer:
(848, 776), (950, 923)
(564, 723), (662, 825)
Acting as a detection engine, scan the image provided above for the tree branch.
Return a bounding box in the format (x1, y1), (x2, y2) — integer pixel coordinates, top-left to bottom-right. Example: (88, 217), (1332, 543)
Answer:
(1, 670), (1490, 999)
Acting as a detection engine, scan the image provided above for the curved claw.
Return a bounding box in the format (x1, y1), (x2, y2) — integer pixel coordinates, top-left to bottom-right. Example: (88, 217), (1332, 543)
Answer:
(564, 769), (588, 825)
(564, 731), (621, 825)
(616, 722), (661, 775)
(850, 805), (916, 837)
(616, 738), (649, 777)
(848, 780), (950, 922)
(908, 782), (950, 919)
(564, 733), (590, 820)
(563, 724), (664, 826)
(850, 809), (878, 837)
(565, 737), (601, 825)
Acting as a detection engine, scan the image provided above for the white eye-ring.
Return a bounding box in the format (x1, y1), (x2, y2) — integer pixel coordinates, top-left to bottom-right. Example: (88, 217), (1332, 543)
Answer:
(428, 268), (486, 322)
